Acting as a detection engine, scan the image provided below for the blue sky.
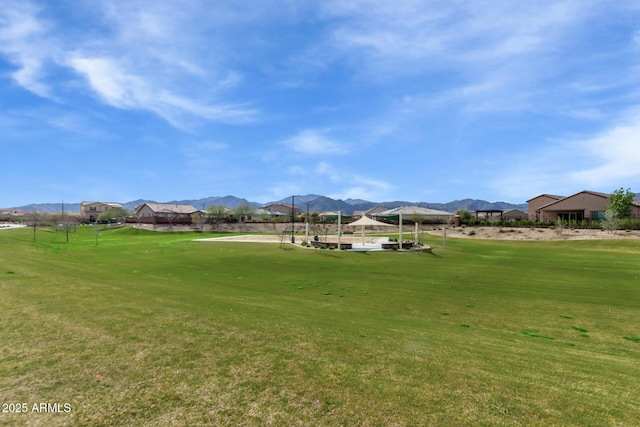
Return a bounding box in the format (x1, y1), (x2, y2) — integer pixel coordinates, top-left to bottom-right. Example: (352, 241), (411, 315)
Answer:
(2, 1), (639, 207)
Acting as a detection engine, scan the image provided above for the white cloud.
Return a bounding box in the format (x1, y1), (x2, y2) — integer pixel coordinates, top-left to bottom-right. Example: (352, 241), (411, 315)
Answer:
(312, 0), (618, 117)
(0, 1), (258, 127)
(320, 1), (587, 67)
(284, 129), (348, 155)
(315, 161), (338, 181)
(569, 112), (640, 187)
(337, 176), (392, 201)
(67, 55), (257, 126)
(67, 57), (139, 107)
(0, 1), (52, 97)
(490, 108), (640, 200)
(315, 161), (392, 200)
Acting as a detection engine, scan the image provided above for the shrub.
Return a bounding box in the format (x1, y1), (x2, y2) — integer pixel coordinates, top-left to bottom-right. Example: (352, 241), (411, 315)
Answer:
(600, 210), (621, 233)
(455, 209), (472, 221)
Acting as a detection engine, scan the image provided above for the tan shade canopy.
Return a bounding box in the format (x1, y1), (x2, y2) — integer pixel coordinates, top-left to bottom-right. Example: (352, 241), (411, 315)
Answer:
(346, 216), (395, 227)
(345, 215), (395, 245)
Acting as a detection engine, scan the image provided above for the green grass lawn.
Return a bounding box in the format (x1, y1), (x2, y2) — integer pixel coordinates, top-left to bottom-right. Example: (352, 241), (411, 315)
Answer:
(1, 226), (639, 426)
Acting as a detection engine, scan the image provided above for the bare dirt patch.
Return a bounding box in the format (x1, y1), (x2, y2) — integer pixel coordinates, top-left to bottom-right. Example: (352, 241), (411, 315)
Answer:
(428, 226), (640, 241)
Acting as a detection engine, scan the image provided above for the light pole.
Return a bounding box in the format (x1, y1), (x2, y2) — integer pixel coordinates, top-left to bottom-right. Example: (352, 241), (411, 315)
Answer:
(291, 195), (295, 244)
(306, 202), (310, 241)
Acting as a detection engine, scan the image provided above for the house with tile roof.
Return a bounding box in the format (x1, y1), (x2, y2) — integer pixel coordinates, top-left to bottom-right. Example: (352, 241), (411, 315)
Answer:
(526, 194), (564, 221)
(133, 203), (200, 225)
(260, 203), (301, 216)
(534, 190), (640, 223)
(80, 201), (123, 222)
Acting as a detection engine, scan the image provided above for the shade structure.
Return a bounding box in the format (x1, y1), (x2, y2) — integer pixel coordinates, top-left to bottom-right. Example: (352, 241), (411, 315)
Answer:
(345, 216), (395, 244)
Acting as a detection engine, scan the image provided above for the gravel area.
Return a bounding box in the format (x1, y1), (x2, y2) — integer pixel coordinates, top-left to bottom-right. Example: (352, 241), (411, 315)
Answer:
(428, 226), (640, 241)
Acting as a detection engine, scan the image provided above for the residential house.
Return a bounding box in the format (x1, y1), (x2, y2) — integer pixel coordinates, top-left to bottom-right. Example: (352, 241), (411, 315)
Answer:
(317, 211), (351, 222)
(536, 190), (640, 222)
(502, 209), (528, 221)
(80, 201), (123, 222)
(261, 203), (301, 217)
(526, 194), (564, 221)
(353, 206), (389, 218)
(474, 210), (506, 222)
(133, 203), (200, 225)
(253, 208), (285, 219)
(374, 206), (454, 223)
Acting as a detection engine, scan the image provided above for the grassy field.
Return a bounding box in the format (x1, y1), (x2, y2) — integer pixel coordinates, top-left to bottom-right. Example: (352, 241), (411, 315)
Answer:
(1, 226), (639, 426)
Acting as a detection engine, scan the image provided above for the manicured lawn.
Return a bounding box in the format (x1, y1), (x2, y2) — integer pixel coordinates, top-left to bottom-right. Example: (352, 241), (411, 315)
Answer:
(1, 226), (639, 426)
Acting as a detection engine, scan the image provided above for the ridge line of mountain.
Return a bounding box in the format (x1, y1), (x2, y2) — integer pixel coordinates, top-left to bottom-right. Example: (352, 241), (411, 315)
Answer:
(4, 194), (527, 215)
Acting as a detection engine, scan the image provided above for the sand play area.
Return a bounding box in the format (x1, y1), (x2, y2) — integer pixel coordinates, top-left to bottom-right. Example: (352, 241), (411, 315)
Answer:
(196, 226), (640, 245)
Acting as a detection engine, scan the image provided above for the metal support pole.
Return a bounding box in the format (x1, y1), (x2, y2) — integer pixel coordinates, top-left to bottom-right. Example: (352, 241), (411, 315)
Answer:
(291, 195), (295, 244)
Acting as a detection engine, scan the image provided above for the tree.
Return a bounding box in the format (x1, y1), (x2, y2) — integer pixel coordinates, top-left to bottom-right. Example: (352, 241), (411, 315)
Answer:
(409, 213), (423, 225)
(163, 210), (181, 230)
(600, 209), (621, 234)
(308, 212), (320, 235)
(233, 204), (255, 227)
(455, 209), (472, 222)
(269, 214), (287, 232)
(608, 188), (634, 219)
(191, 212), (207, 233)
(52, 213), (78, 243)
(206, 205), (228, 230)
(24, 211), (46, 242)
(98, 207), (130, 223)
(553, 217), (565, 236)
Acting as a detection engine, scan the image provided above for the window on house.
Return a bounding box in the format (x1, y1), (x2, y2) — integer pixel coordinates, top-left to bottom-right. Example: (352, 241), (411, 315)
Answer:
(591, 211), (606, 221)
(558, 212), (584, 222)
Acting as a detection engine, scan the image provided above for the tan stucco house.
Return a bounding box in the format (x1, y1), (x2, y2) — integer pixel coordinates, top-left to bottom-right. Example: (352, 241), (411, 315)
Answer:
(526, 194), (564, 221)
(502, 209), (528, 221)
(133, 203), (200, 224)
(261, 203), (301, 216)
(80, 201), (123, 222)
(535, 190), (640, 222)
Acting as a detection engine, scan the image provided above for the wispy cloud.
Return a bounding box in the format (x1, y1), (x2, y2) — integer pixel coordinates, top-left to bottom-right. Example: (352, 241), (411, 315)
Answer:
(68, 54), (257, 126)
(315, 161), (392, 200)
(0, 0), (258, 127)
(313, 0), (622, 116)
(569, 110), (640, 186)
(490, 108), (640, 200)
(284, 129), (348, 155)
(319, 1), (585, 70)
(337, 176), (392, 201)
(0, 1), (53, 97)
(263, 159), (393, 202)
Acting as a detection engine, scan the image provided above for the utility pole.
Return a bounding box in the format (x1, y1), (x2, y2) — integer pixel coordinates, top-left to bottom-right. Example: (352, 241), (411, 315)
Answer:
(338, 210), (341, 249)
(291, 195), (295, 244)
(399, 211), (403, 249)
(306, 203), (310, 241)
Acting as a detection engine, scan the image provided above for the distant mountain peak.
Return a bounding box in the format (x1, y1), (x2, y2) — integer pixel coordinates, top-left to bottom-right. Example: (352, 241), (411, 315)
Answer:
(9, 195), (527, 215)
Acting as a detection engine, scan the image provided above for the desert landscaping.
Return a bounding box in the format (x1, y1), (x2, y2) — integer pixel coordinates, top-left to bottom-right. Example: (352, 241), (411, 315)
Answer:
(428, 226), (640, 241)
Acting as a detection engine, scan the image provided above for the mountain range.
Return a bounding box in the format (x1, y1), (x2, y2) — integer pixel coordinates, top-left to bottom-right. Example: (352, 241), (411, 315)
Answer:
(6, 195), (528, 215)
